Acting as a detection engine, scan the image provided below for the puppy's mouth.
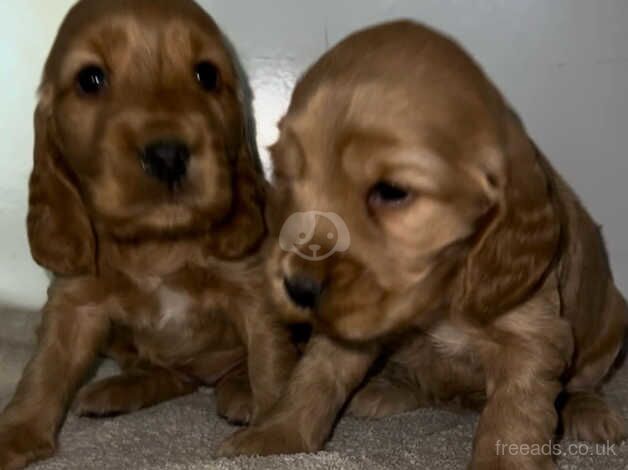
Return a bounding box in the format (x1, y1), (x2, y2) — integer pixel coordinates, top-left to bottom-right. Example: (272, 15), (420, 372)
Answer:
(280, 274), (390, 343)
(298, 300), (388, 344)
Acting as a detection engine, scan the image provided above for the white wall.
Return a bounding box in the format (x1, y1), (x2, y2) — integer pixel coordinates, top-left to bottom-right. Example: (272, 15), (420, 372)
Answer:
(0, 0), (75, 308)
(1, 0), (627, 309)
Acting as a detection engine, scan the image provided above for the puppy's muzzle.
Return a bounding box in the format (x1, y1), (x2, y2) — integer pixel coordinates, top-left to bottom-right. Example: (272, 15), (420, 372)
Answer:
(141, 139), (190, 186)
(284, 276), (323, 309)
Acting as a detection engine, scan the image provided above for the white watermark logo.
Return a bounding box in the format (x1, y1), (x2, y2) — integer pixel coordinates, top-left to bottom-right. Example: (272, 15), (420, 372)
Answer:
(495, 440), (617, 458)
(279, 211), (350, 261)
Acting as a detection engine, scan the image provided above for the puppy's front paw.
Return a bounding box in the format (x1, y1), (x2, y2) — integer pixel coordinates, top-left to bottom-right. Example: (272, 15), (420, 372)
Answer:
(217, 423), (310, 457)
(73, 378), (140, 417)
(348, 379), (420, 418)
(471, 435), (556, 470)
(0, 420), (55, 470)
(215, 375), (253, 425)
(561, 391), (626, 443)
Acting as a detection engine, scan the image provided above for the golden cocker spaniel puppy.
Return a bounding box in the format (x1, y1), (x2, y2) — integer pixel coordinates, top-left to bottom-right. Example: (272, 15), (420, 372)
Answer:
(219, 21), (628, 469)
(0, 1), (295, 468)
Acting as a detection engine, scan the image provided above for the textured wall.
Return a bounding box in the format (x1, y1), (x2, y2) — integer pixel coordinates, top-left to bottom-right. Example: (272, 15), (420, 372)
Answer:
(1, 0), (627, 308)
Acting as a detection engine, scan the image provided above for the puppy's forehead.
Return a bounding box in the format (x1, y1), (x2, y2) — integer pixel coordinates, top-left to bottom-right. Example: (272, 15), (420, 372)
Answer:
(56, 0), (218, 33)
(282, 80), (497, 184)
(45, 0), (229, 83)
(278, 21), (505, 184)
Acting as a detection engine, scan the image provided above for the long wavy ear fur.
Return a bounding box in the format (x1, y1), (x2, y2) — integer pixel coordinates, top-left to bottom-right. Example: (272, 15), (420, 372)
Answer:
(207, 141), (267, 260)
(455, 111), (561, 322)
(27, 87), (96, 275)
(205, 41), (267, 260)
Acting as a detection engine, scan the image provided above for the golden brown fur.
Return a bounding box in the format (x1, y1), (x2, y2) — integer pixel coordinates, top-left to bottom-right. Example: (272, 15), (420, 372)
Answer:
(0, 1), (296, 468)
(219, 21), (628, 469)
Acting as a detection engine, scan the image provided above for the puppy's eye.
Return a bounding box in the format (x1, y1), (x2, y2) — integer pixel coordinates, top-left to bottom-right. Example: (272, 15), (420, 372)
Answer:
(195, 61), (220, 92)
(368, 181), (412, 208)
(76, 65), (107, 95)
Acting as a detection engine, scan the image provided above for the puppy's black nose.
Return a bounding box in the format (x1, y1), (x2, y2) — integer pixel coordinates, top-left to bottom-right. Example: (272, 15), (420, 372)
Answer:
(141, 139), (190, 186)
(284, 276), (323, 309)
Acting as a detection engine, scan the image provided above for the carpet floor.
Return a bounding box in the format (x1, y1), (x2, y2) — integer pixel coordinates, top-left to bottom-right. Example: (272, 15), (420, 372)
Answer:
(1, 306), (627, 469)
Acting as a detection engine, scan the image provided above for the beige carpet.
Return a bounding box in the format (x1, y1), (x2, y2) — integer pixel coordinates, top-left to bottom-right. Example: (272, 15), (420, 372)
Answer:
(1, 305), (627, 469)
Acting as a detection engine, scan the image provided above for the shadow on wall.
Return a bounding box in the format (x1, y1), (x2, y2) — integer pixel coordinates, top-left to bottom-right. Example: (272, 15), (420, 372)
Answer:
(0, 304), (41, 399)
(0, 304), (41, 346)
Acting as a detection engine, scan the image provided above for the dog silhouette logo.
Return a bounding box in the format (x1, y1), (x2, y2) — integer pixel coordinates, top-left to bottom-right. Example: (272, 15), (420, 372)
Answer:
(279, 211), (350, 261)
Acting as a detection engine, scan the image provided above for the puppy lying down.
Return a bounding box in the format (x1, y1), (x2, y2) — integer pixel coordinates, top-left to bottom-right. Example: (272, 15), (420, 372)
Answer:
(220, 20), (628, 470)
(0, 1), (295, 469)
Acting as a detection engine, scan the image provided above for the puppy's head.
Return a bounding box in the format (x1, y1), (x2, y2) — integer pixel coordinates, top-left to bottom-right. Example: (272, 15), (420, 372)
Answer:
(268, 21), (560, 342)
(28, 0), (264, 275)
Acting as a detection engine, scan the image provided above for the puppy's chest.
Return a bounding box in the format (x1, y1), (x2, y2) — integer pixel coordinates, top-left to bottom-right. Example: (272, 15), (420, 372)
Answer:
(153, 284), (199, 331)
(123, 272), (232, 345)
(427, 321), (473, 357)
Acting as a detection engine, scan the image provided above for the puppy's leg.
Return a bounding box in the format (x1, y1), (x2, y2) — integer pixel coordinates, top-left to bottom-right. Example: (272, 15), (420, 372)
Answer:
(348, 337), (486, 418)
(239, 309), (299, 423)
(0, 279), (109, 470)
(218, 334), (378, 456)
(560, 284), (627, 443)
(215, 366), (253, 425)
(74, 368), (198, 417)
(348, 365), (422, 418)
(470, 291), (573, 470)
(560, 391), (625, 443)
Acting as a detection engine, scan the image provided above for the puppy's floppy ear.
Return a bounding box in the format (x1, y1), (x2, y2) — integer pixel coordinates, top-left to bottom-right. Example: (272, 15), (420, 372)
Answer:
(208, 140), (267, 260)
(204, 51), (267, 259)
(454, 110), (561, 322)
(27, 86), (96, 275)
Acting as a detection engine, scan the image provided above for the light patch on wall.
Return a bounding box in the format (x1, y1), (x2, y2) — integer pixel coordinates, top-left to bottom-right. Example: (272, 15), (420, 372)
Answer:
(247, 58), (298, 175)
(0, 0), (74, 308)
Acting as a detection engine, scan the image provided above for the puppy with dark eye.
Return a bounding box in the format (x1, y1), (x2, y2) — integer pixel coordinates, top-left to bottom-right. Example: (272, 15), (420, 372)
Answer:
(0, 1), (295, 468)
(219, 21), (627, 469)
